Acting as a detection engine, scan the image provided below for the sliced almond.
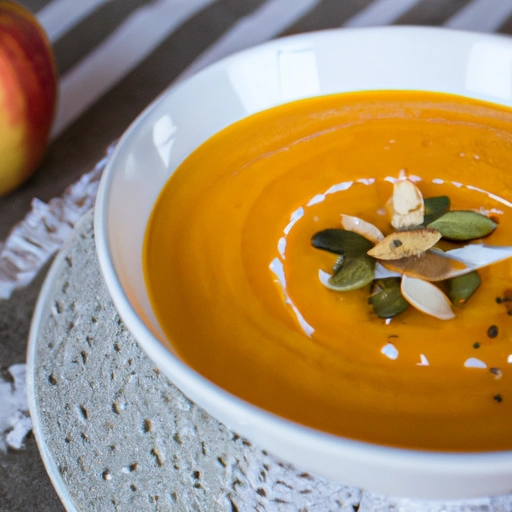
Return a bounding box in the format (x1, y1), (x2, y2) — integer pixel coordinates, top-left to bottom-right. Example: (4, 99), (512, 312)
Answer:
(318, 269), (334, 287)
(392, 179), (425, 229)
(341, 214), (384, 243)
(374, 263), (402, 279)
(401, 275), (455, 320)
(367, 228), (441, 260)
(443, 244), (512, 279)
(382, 250), (466, 282)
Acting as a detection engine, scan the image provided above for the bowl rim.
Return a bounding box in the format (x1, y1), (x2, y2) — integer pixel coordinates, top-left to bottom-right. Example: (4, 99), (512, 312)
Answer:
(94, 25), (512, 472)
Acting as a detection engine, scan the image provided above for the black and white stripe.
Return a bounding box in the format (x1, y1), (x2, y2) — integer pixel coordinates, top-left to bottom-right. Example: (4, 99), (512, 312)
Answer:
(2, 0), (511, 254)
(28, 0), (512, 148)
(29, 0), (512, 142)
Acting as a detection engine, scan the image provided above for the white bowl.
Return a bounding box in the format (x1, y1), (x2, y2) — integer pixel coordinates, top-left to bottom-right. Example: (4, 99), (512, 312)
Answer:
(94, 26), (512, 500)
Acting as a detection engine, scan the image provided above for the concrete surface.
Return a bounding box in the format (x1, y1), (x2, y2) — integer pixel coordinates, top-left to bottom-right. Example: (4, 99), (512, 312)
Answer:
(29, 211), (363, 511)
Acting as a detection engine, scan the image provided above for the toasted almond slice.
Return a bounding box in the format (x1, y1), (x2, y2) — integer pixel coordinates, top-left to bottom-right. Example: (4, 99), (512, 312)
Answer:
(367, 228), (441, 260)
(392, 179), (425, 229)
(382, 250), (466, 282)
(401, 275), (455, 320)
(341, 214), (384, 243)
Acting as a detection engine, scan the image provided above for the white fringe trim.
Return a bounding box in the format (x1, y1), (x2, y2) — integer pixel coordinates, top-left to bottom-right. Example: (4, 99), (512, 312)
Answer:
(0, 144), (115, 300)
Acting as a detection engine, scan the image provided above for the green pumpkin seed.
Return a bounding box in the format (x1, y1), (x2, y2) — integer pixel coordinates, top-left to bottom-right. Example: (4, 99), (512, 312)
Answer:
(311, 229), (374, 257)
(446, 271), (481, 306)
(369, 278), (409, 318)
(332, 255), (345, 274)
(423, 196), (450, 225)
(427, 211), (497, 240)
(322, 256), (375, 292)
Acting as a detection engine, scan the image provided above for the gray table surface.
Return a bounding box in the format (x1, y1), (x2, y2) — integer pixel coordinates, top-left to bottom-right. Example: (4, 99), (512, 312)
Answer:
(28, 211), (366, 512)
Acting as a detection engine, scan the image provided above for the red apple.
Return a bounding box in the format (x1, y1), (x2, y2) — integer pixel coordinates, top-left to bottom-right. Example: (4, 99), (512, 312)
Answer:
(0, 1), (57, 196)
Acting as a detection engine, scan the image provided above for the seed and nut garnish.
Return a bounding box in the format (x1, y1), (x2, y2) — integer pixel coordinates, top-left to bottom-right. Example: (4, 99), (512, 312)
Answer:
(312, 177), (512, 320)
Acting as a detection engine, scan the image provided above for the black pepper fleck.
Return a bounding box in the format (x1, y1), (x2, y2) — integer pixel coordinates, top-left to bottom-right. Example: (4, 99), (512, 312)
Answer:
(488, 325), (499, 338)
(496, 297), (503, 304)
(473, 342), (480, 349)
(494, 394), (503, 403)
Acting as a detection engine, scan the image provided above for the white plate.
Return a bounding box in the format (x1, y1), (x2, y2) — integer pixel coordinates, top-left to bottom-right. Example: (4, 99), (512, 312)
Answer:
(94, 27), (512, 499)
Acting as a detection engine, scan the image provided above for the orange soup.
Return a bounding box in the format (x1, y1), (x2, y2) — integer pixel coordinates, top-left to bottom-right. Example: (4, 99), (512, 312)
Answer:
(143, 91), (512, 451)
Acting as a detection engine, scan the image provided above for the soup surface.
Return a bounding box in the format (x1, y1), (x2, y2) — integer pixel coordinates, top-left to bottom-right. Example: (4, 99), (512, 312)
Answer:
(144, 91), (512, 451)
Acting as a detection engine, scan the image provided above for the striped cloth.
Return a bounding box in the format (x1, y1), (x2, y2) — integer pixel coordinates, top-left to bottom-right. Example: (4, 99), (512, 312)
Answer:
(6, 0), (512, 241)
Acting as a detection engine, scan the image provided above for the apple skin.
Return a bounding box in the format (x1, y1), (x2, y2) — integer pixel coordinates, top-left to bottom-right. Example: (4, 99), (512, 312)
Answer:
(0, 1), (57, 196)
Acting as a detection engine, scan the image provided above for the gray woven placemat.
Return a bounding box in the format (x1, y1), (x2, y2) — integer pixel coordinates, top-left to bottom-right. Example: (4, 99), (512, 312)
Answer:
(28, 210), (512, 511)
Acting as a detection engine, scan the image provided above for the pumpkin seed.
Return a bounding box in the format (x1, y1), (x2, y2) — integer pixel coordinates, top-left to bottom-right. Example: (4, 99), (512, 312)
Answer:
(391, 179), (424, 229)
(333, 255), (344, 274)
(370, 278), (409, 318)
(318, 255), (375, 292)
(311, 229), (374, 257)
(446, 271), (481, 306)
(427, 210), (497, 240)
(422, 196), (450, 225)
(340, 214), (384, 243)
(401, 275), (455, 320)
(367, 228), (441, 260)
